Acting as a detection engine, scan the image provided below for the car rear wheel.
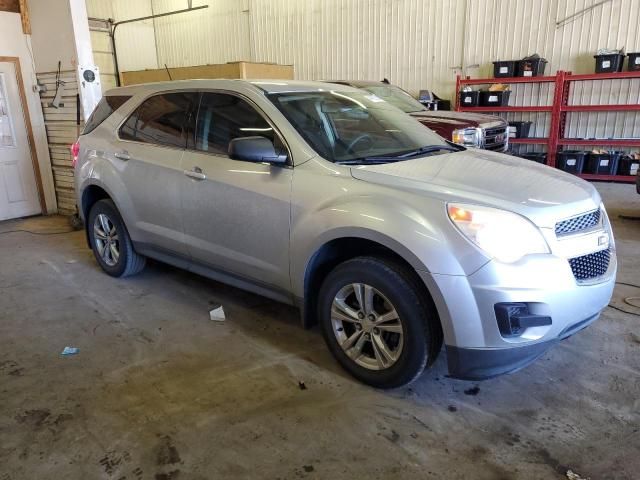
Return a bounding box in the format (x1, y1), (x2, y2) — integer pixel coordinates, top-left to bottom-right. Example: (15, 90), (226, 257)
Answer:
(318, 256), (441, 389)
(88, 199), (146, 277)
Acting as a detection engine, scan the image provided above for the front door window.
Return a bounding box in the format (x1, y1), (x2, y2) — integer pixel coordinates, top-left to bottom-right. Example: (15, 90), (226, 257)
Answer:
(0, 74), (16, 148)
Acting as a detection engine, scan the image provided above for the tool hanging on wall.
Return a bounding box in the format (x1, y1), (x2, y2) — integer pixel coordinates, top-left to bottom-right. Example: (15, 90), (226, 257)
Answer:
(49, 61), (66, 109)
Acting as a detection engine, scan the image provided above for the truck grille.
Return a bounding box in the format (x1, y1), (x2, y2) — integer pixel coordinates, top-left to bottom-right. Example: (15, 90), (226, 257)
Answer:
(569, 248), (611, 281)
(555, 210), (601, 236)
(482, 126), (508, 151)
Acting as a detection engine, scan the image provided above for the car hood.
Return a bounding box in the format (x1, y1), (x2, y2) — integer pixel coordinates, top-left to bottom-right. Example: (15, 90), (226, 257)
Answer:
(410, 110), (506, 128)
(349, 149), (601, 229)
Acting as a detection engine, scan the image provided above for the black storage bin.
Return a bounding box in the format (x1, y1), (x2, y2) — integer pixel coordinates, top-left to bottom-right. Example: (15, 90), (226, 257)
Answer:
(556, 150), (586, 174)
(628, 53), (640, 71)
(594, 53), (624, 73)
(434, 99), (451, 111)
(519, 153), (547, 164)
(459, 91), (479, 107)
(493, 60), (517, 78)
(617, 156), (640, 176)
(508, 121), (533, 138)
(479, 90), (511, 107)
(584, 152), (622, 175)
(516, 58), (547, 77)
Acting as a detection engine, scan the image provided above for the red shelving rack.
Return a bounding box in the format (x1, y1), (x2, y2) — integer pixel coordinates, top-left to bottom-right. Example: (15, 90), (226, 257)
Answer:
(457, 106), (553, 112)
(510, 138), (549, 144)
(455, 70), (640, 183)
(455, 75), (558, 85)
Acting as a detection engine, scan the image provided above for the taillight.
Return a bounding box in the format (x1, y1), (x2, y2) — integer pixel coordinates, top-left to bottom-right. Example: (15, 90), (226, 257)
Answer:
(71, 140), (80, 167)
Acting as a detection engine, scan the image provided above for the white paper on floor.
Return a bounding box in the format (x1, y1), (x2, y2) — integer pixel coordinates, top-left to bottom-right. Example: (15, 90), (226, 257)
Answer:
(209, 305), (226, 322)
(566, 470), (589, 480)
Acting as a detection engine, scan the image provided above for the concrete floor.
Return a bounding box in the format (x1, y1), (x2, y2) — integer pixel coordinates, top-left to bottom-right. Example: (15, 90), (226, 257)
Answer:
(1, 183), (639, 480)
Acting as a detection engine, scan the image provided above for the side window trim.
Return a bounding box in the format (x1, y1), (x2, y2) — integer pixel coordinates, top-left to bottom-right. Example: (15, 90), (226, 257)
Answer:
(186, 91), (202, 151)
(116, 90), (199, 151)
(189, 89), (292, 165)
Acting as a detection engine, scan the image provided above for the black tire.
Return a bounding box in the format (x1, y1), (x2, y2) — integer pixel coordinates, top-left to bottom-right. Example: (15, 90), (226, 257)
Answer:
(88, 199), (146, 277)
(318, 256), (442, 389)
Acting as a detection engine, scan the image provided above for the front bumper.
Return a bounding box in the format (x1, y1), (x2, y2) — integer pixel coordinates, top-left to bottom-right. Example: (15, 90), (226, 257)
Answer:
(445, 313), (599, 380)
(419, 249), (616, 380)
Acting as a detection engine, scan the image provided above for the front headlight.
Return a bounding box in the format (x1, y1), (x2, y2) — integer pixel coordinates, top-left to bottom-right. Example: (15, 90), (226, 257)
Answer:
(452, 127), (481, 147)
(447, 203), (550, 263)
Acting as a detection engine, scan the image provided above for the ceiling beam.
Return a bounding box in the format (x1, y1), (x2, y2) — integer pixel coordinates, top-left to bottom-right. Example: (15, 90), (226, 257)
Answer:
(0, 0), (30, 34)
(0, 0), (20, 13)
(18, 0), (30, 34)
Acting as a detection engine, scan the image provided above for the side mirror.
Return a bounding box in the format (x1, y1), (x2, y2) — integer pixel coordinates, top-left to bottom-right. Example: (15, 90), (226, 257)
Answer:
(228, 136), (287, 164)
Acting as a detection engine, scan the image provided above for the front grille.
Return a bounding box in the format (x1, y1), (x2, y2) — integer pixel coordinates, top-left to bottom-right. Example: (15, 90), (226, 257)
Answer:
(482, 126), (508, 151)
(485, 143), (507, 151)
(485, 126), (507, 137)
(555, 209), (601, 236)
(569, 248), (611, 281)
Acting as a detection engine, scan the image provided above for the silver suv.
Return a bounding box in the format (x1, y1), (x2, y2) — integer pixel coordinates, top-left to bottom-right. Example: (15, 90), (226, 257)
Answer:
(74, 80), (616, 388)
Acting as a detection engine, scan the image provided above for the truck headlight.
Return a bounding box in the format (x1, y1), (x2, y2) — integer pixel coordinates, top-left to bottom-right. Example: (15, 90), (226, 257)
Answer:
(447, 203), (550, 263)
(452, 127), (481, 147)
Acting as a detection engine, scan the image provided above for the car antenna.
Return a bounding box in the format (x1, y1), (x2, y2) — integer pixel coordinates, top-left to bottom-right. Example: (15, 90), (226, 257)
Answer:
(164, 64), (173, 81)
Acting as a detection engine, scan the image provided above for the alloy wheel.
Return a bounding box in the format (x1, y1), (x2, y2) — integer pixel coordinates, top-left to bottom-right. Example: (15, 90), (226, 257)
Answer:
(330, 283), (404, 370)
(93, 213), (120, 267)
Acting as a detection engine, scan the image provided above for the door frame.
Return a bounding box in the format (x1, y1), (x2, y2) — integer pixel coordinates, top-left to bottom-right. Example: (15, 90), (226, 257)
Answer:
(0, 56), (46, 213)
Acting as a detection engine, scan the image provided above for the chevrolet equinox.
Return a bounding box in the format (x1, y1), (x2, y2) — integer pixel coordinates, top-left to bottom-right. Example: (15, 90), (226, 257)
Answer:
(74, 80), (616, 388)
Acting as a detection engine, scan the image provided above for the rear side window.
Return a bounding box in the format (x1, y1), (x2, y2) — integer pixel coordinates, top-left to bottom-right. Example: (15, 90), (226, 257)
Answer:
(195, 93), (277, 155)
(82, 95), (131, 134)
(119, 92), (196, 148)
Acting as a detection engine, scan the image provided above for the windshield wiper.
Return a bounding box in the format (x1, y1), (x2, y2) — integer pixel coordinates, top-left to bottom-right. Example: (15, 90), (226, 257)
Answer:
(394, 145), (460, 158)
(335, 159), (396, 165)
(337, 144), (460, 165)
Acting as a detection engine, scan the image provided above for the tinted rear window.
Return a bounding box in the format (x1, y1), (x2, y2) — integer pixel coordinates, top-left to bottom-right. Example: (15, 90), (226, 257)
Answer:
(119, 92), (196, 148)
(82, 95), (131, 134)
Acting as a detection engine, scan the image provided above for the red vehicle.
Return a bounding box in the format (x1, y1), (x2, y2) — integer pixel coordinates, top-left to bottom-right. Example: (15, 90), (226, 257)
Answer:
(328, 80), (509, 152)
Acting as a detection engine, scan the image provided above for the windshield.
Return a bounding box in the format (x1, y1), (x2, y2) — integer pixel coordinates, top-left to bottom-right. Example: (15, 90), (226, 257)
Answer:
(359, 85), (427, 113)
(268, 90), (453, 163)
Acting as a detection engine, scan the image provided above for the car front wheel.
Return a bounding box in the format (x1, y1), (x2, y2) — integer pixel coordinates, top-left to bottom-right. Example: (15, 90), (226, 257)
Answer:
(318, 256), (441, 389)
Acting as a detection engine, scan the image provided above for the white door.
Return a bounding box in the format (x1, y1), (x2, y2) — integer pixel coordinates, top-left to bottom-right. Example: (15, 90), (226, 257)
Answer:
(0, 61), (41, 221)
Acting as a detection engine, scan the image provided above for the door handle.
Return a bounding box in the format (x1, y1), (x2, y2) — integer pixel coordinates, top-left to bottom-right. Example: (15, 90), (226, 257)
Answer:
(184, 167), (206, 180)
(114, 151), (130, 161)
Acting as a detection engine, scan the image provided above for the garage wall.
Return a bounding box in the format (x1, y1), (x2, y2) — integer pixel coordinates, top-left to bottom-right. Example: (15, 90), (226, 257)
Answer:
(0, 11), (57, 214)
(34, 69), (82, 215)
(90, 0), (640, 90)
(464, 0), (640, 144)
(85, 0), (640, 143)
(153, 0), (251, 67)
(84, 0), (116, 91)
(88, 17), (117, 92)
(85, 0), (159, 74)
(250, 0), (466, 98)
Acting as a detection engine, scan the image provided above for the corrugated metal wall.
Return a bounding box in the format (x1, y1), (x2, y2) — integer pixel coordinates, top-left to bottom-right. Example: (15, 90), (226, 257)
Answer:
(249, 0), (467, 97)
(85, 0), (640, 150)
(463, 0), (640, 151)
(153, 0), (251, 67)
